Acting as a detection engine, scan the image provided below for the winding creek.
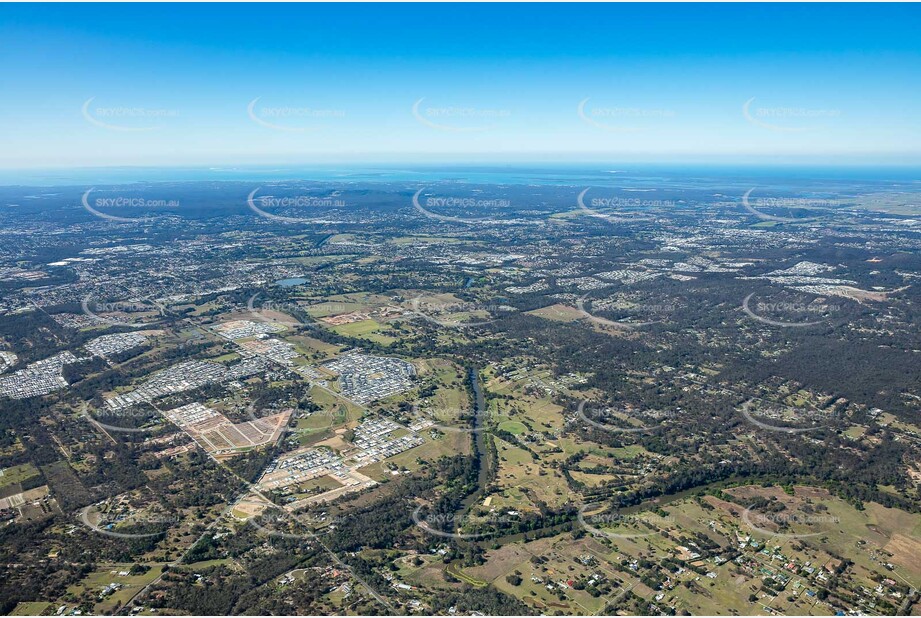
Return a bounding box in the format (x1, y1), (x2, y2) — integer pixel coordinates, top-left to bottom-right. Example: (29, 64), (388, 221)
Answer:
(456, 367), (493, 519)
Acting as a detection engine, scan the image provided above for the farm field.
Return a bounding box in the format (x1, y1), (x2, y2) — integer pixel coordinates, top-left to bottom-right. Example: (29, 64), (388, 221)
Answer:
(58, 565), (165, 615)
(525, 303), (585, 323)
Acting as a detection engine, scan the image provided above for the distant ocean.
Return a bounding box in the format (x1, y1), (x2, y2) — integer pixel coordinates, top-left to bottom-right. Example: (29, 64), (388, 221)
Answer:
(0, 164), (918, 190)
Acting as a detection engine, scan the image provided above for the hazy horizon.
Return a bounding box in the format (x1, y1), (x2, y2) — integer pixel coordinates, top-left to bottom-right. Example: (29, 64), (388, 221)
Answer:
(2, 3), (920, 169)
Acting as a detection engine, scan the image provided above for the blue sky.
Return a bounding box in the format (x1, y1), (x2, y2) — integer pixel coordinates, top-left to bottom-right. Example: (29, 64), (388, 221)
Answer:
(1, 3), (920, 168)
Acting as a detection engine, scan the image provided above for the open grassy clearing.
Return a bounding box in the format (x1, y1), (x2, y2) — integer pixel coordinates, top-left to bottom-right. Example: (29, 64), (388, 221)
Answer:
(9, 601), (52, 615)
(526, 303), (585, 322)
(60, 564), (165, 615)
(0, 462), (40, 489)
(329, 318), (397, 344)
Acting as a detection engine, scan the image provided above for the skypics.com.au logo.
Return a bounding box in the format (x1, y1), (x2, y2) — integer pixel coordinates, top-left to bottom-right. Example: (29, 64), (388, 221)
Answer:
(411, 189), (514, 225)
(578, 504), (675, 539)
(408, 401), (488, 435)
(410, 296), (514, 328)
(742, 293), (844, 328)
(82, 293), (163, 329)
(243, 404), (351, 438)
(79, 504), (180, 539)
(412, 98), (510, 133)
(247, 188), (346, 223)
(247, 97), (346, 132)
(410, 506), (519, 540)
(81, 189), (176, 223)
(250, 511), (349, 541)
(574, 399), (666, 435)
(575, 294), (672, 330)
(577, 188), (664, 222)
(741, 188), (841, 224)
(81, 97), (179, 132)
(577, 98), (675, 132)
(80, 402), (165, 436)
(742, 97), (841, 133)
(737, 400), (830, 435)
(741, 505), (841, 539)
(247, 293), (313, 329)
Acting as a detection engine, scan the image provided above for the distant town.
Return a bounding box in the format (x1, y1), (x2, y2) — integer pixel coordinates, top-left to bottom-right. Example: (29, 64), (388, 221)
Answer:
(0, 170), (919, 617)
